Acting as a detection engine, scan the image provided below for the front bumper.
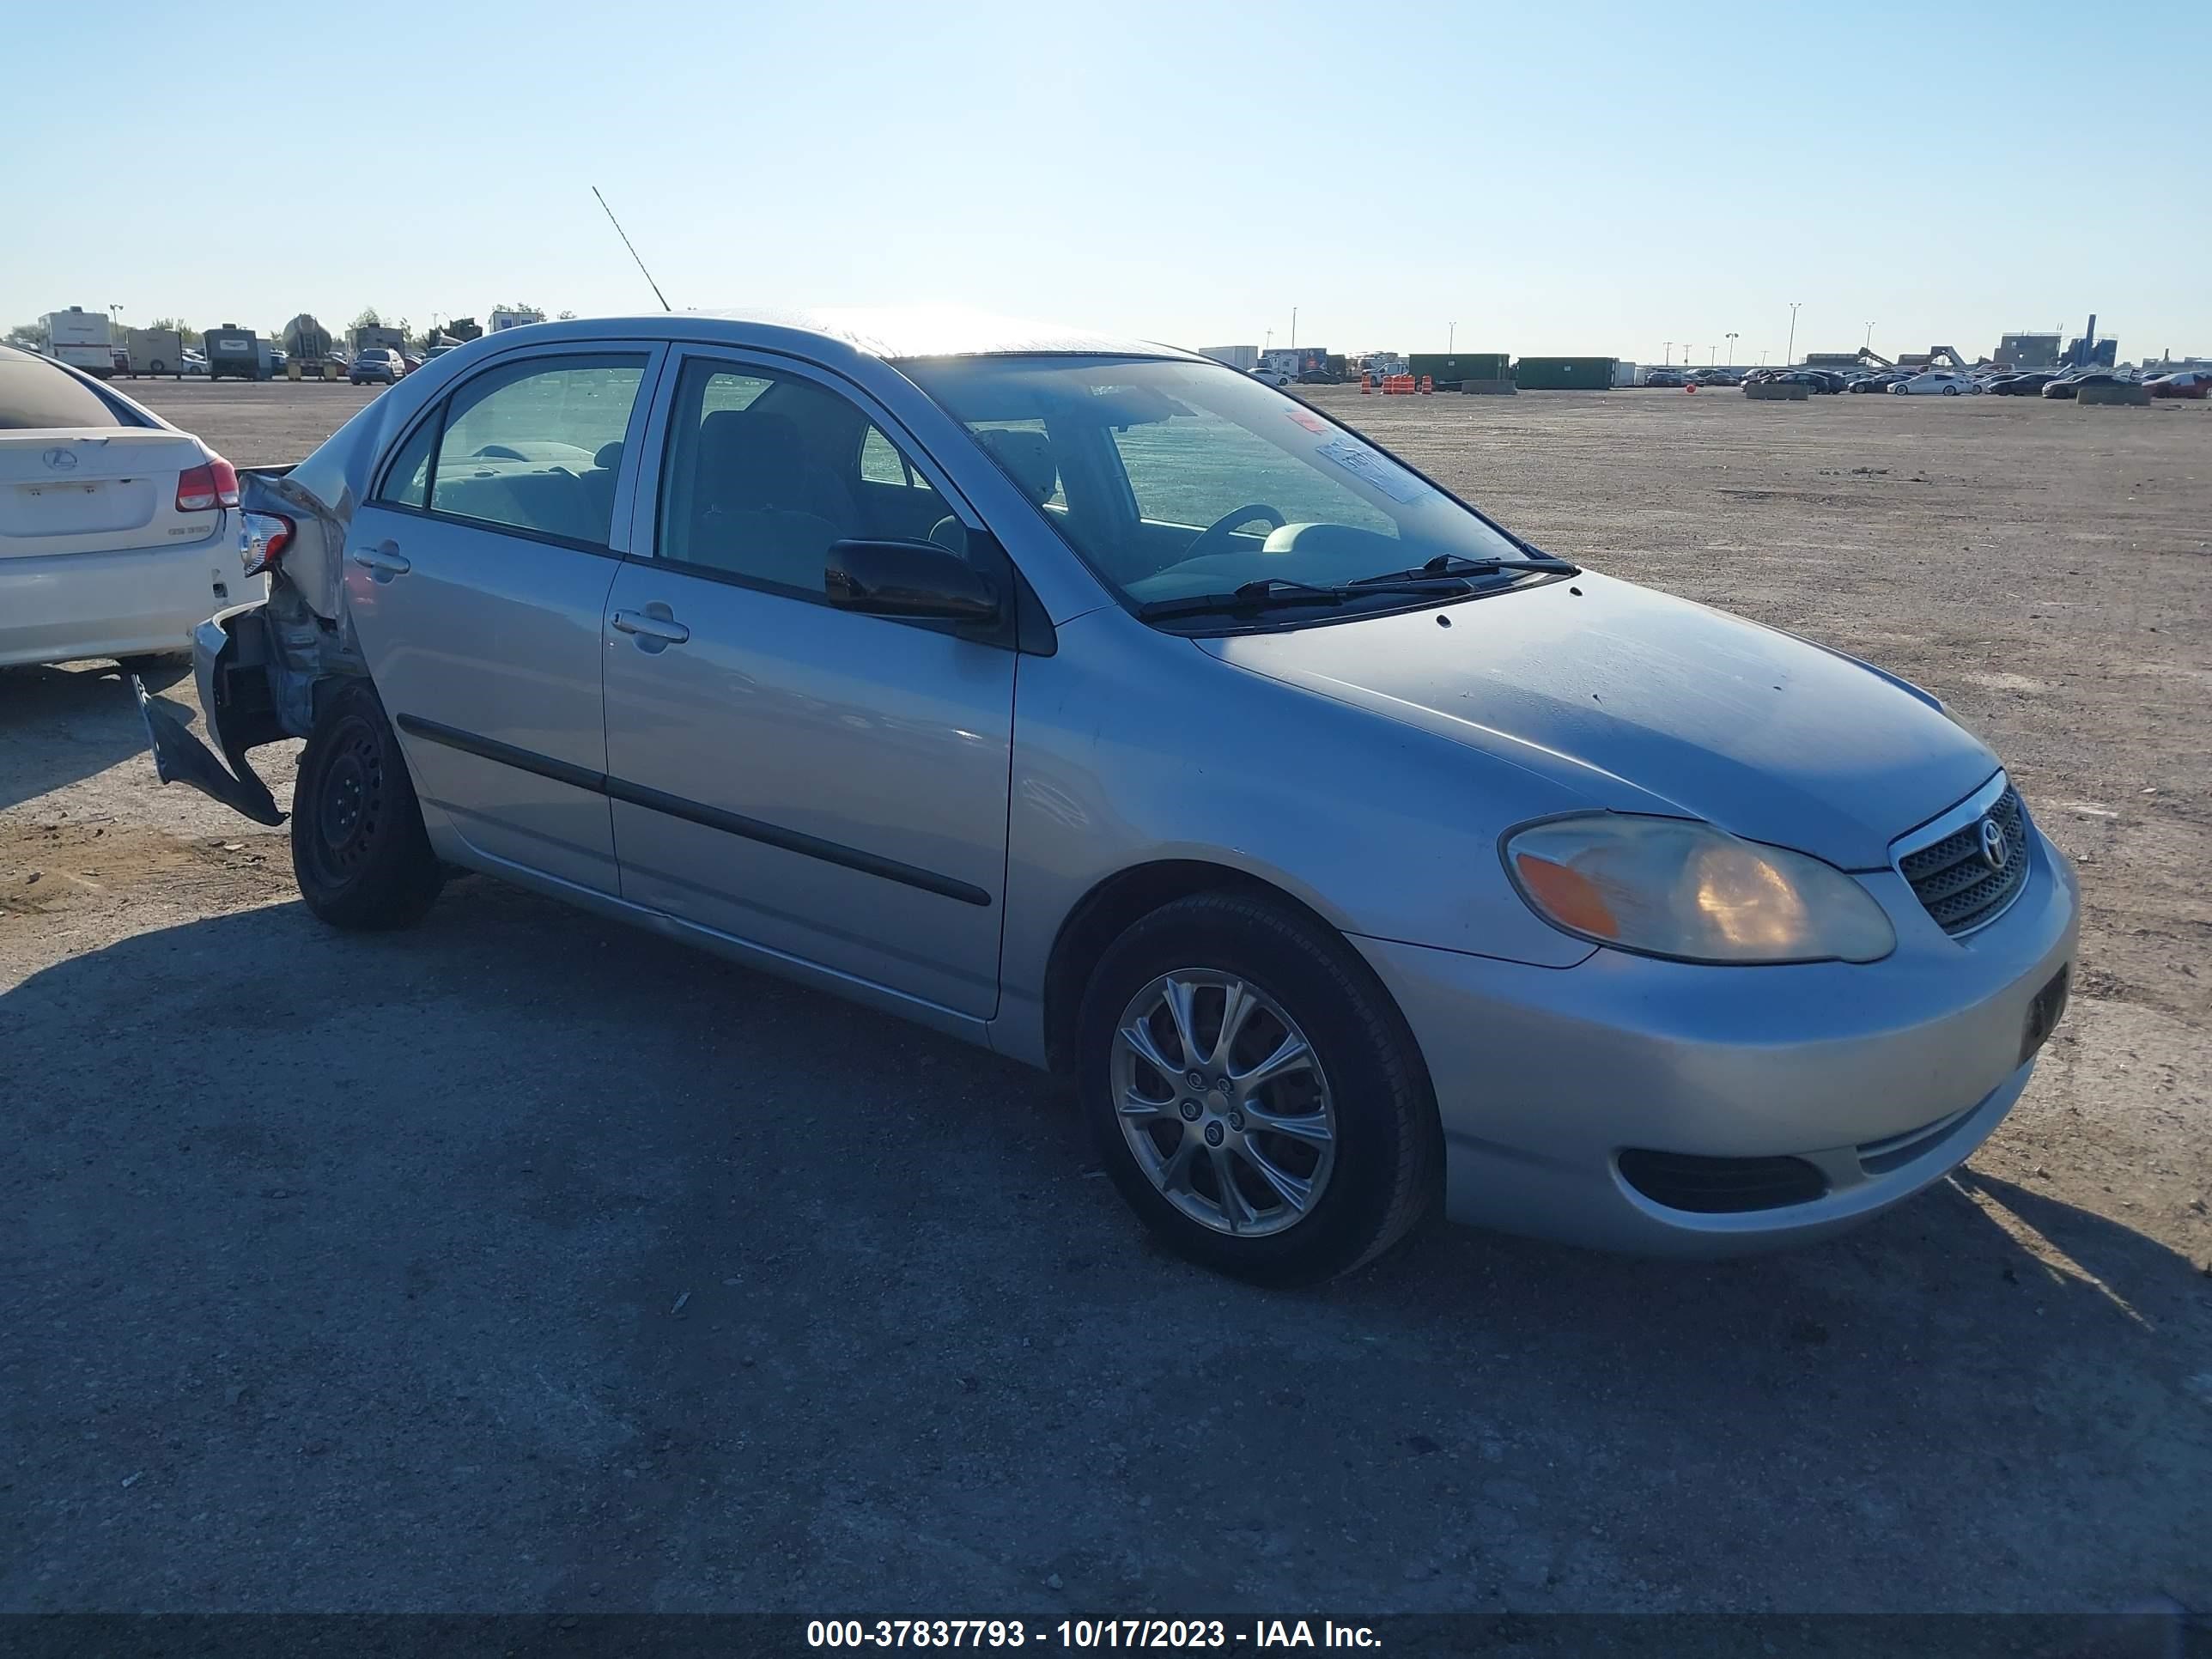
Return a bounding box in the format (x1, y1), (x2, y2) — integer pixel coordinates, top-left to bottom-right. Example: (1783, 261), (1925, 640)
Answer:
(1353, 823), (2080, 1255)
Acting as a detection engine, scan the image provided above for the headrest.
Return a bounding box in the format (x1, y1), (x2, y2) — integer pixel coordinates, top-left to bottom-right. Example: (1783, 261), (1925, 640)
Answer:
(979, 427), (1057, 504)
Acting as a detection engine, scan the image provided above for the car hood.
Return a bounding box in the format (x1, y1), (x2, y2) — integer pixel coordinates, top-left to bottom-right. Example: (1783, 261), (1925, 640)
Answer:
(1197, 572), (1997, 870)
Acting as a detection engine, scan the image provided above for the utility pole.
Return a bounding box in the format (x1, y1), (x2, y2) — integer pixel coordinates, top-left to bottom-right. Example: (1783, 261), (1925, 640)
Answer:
(1787, 301), (1802, 366)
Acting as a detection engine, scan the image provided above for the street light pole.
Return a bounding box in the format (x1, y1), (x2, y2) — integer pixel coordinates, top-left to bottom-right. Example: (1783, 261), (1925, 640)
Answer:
(1710, 344), (1717, 366)
(1726, 331), (1739, 368)
(1664, 341), (1673, 365)
(1787, 301), (1802, 366)
(1291, 307), (1297, 352)
(1864, 320), (1875, 349)
(1448, 321), (1455, 352)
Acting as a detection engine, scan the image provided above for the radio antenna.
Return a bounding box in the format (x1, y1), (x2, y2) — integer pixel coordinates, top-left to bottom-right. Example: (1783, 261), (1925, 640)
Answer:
(592, 186), (671, 313)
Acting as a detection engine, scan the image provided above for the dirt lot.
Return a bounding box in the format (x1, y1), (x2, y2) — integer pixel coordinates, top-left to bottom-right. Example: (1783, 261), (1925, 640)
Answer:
(4, 381), (2209, 1617)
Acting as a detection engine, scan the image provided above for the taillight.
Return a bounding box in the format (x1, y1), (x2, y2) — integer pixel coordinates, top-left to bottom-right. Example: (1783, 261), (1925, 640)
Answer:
(240, 512), (294, 576)
(177, 457), (240, 513)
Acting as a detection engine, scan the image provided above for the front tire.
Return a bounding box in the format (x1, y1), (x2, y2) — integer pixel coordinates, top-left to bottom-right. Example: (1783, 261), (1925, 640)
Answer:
(1076, 891), (1440, 1285)
(290, 680), (442, 931)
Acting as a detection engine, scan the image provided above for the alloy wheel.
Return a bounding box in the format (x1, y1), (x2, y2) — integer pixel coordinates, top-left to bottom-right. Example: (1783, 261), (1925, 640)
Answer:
(1109, 969), (1337, 1237)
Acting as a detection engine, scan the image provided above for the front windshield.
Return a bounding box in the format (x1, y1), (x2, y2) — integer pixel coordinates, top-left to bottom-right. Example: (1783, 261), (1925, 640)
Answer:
(898, 354), (1536, 607)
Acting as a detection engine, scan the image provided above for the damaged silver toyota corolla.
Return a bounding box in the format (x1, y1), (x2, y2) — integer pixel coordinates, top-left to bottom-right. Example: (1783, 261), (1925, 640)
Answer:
(139, 308), (2079, 1285)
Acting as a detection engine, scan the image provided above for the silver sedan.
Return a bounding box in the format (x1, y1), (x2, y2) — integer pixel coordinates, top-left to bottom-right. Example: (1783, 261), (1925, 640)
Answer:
(139, 308), (2079, 1285)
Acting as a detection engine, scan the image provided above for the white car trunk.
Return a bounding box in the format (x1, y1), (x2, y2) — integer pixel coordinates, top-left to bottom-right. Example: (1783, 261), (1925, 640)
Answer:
(0, 428), (216, 558)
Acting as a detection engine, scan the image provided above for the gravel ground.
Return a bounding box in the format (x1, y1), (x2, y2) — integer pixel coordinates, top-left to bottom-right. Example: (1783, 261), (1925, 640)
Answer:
(4, 381), (2208, 1617)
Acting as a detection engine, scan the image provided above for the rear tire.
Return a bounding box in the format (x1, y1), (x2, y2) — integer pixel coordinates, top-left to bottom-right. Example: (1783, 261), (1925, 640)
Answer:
(290, 680), (442, 931)
(1076, 891), (1440, 1285)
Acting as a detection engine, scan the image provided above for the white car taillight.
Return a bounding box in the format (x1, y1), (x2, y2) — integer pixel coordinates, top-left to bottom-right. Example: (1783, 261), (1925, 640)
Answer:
(240, 512), (294, 576)
(177, 457), (240, 513)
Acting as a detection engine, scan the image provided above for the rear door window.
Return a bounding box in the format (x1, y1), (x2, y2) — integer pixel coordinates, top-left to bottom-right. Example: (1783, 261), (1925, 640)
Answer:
(422, 355), (647, 547)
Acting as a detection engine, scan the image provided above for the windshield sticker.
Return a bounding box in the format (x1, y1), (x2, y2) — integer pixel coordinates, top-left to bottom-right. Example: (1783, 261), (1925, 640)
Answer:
(1283, 407), (1328, 434)
(1311, 438), (1431, 504)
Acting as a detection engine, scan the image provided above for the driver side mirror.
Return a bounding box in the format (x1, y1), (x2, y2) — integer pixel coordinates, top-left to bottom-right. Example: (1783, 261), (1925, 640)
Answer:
(824, 538), (1000, 624)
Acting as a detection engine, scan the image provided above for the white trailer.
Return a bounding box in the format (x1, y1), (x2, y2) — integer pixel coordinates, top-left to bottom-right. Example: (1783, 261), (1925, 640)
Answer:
(41, 308), (114, 379)
(1200, 345), (1259, 372)
(125, 328), (186, 379)
(489, 308), (544, 332)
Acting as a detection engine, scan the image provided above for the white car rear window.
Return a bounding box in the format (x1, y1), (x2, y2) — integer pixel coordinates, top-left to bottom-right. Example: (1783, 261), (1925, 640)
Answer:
(0, 354), (129, 430)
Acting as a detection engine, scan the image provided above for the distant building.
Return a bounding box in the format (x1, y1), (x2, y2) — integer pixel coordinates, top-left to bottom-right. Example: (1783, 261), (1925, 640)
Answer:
(2064, 335), (2118, 369)
(1996, 332), (2062, 370)
(489, 308), (544, 333)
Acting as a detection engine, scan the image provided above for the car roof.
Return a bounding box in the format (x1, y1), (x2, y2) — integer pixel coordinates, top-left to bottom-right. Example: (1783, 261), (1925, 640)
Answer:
(486, 305), (1203, 366)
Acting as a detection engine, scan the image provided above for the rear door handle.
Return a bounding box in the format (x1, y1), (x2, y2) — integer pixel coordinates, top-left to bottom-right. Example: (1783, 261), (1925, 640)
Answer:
(350, 542), (410, 577)
(610, 608), (690, 645)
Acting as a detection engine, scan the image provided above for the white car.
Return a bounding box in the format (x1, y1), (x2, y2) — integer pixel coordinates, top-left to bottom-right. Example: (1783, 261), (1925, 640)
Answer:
(182, 350), (210, 376)
(1249, 365), (1294, 388)
(0, 343), (258, 671)
(1887, 372), (1978, 396)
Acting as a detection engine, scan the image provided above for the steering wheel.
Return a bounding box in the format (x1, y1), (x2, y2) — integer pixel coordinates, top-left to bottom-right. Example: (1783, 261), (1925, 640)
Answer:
(1182, 503), (1287, 564)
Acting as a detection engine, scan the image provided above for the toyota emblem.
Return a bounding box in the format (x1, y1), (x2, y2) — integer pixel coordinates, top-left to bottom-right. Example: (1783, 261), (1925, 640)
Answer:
(42, 447), (79, 471)
(1977, 816), (2008, 872)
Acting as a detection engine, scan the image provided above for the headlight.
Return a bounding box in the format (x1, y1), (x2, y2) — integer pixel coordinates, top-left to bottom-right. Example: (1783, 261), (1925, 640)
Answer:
(1504, 815), (1895, 964)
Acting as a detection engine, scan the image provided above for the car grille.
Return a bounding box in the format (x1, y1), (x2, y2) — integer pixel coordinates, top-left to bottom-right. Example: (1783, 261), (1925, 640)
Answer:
(1899, 785), (2030, 936)
(1617, 1150), (1830, 1214)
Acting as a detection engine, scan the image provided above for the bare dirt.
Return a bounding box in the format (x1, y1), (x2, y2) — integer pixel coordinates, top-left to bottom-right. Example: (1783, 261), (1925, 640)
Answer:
(3, 381), (2207, 1617)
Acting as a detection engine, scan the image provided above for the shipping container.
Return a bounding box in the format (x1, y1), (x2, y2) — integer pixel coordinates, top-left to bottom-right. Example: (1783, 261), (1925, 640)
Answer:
(1407, 353), (1509, 387)
(1512, 356), (1615, 390)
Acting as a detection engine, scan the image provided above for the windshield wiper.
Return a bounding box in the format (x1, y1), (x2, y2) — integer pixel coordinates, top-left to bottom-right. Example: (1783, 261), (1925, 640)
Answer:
(1350, 550), (1579, 586)
(1136, 574), (1466, 621)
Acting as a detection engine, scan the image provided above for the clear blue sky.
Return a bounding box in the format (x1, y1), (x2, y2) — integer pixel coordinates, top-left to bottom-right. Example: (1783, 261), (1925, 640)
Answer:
(7, 0), (2205, 364)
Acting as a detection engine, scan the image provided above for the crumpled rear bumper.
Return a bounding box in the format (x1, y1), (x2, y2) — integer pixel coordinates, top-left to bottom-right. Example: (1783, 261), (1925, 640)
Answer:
(133, 608), (285, 826)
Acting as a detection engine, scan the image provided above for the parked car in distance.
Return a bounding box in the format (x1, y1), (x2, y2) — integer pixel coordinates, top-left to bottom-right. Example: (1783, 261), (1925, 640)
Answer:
(1986, 372), (2058, 396)
(137, 308), (2080, 1286)
(349, 348), (404, 386)
(1644, 368), (1688, 388)
(2146, 370), (2209, 400)
(182, 349), (209, 375)
(0, 343), (258, 670)
(1249, 365), (1293, 388)
(1848, 373), (1903, 392)
(2042, 371), (2123, 400)
(1890, 372), (1977, 396)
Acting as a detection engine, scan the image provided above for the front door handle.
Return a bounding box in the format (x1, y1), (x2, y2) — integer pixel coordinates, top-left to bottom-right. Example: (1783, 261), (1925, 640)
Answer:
(611, 608), (690, 646)
(350, 542), (410, 578)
